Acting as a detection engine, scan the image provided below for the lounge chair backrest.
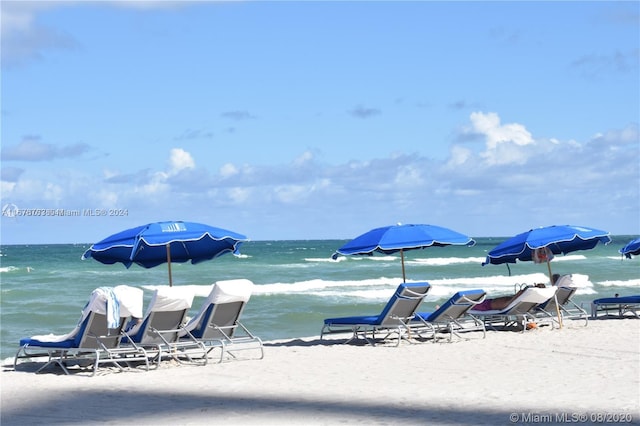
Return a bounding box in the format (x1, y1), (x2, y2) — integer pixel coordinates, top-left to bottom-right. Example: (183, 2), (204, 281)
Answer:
(545, 286), (577, 309)
(127, 287), (194, 344)
(210, 279), (253, 304)
(70, 286), (139, 348)
(83, 287), (122, 328)
(138, 310), (188, 344)
(502, 287), (557, 314)
(555, 274), (574, 287)
(72, 311), (94, 347)
(112, 285), (144, 318)
(378, 282), (431, 326)
(185, 279), (254, 339)
(198, 302), (246, 339)
(75, 312), (123, 349)
(428, 289), (486, 322)
(148, 287), (194, 312)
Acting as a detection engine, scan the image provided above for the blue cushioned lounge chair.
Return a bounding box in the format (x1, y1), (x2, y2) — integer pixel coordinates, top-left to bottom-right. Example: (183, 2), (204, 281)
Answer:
(412, 289), (487, 342)
(123, 287), (207, 366)
(178, 279), (263, 363)
(14, 286), (149, 376)
(320, 282), (431, 346)
(591, 295), (640, 319)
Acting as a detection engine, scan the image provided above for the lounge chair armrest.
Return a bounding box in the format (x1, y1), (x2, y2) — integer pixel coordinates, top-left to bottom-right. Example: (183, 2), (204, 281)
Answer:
(401, 288), (429, 300)
(458, 294), (486, 305)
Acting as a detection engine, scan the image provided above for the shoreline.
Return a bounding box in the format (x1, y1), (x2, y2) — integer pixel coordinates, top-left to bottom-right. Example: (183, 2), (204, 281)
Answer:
(2, 318), (639, 425)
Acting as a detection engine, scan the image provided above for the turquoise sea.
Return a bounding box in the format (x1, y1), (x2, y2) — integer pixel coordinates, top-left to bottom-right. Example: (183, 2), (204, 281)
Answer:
(1, 236), (639, 361)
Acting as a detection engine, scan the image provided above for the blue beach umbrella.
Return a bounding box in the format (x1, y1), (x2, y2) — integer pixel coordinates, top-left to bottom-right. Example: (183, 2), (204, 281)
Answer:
(82, 221), (248, 286)
(483, 224), (611, 328)
(483, 225), (612, 267)
(620, 238), (640, 259)
(332, 223), (476, 282)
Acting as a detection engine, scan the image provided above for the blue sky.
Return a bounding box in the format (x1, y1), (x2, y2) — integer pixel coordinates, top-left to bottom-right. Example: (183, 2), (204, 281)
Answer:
(1, 1), (639, 244)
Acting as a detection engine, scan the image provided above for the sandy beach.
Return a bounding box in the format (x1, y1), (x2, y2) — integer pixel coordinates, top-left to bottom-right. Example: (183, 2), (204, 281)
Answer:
(2, 318), (639, 426)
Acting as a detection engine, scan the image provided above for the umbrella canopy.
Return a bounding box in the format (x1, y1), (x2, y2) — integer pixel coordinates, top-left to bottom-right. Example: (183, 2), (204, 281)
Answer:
(620, 238), (640, 259)
(333, 223), (476, 282)
(483, 225), (611, 266)
(82, 221), (248, 286)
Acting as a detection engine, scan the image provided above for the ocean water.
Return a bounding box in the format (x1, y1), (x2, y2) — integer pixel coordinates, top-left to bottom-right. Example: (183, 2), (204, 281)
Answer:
(1, 236), (639, 361)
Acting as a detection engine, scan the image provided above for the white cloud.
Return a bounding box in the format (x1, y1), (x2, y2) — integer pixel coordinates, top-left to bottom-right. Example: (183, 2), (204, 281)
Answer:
(293, 151), (314, 167)
(470, 111), (534, 149)
(6, 179), (63, 205)
(312, 178), (331, 190)
(220, 163), (239, 178)
(1, 180), (17, 195)
(0, 1), (186, 37)
(1, 2), (47, 36)
(1, 2), (80, 67)
(93, 190), (119, 207)
(447, 145), (472, 167)
(1, 121), (637, 242)
(168, 148), (195, 174)
(138, 178), (169, 197)
(227, 187), (251, 203)
(1, 1), (191, 67)
(1, 137), (90, 161)
(593, 123), (639, 145)
(274, 184), (310, 204)
(479, 140), (531, 166)
(458, 111), (536, 166)
(394, 165), (424, 187)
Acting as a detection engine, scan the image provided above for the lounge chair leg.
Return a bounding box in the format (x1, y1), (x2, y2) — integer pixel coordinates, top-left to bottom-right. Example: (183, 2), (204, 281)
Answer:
(36, 351), (70, 375)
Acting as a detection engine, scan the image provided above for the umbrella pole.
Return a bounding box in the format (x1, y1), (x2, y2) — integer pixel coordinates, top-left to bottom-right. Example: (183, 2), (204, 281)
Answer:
(546, 259), (562, 329)
(166, 244), (173, 287)
(400, 249), (406, 283)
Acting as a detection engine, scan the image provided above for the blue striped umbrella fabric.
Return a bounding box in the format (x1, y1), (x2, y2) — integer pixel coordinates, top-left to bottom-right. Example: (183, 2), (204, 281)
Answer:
(82, 221), (248, 286)
(483, 225), (611, 266)
(333, 223), (475, 282)
(620, 237), (640, 259)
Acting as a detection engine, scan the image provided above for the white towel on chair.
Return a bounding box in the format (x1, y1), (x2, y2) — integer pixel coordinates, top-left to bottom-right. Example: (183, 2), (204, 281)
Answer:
(98, 287), (120, 328)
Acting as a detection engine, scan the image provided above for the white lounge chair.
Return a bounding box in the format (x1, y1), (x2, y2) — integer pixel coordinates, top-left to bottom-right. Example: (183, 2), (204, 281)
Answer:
(14, 286), (149, 375)
(123, 287), (207, 366)
(469, 286), (557, 332)
(534, 276), (589, 326)
(178, 279), (263, 363)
